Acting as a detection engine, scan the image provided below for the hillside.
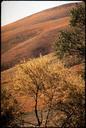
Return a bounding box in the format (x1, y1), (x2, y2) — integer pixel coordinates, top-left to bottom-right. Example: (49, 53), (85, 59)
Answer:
(1, 2), (79, 71)
(1, 2), (85, 127)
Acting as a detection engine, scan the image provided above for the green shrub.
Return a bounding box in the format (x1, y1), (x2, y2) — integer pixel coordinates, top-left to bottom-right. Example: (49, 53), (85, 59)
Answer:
(55, 4), (85, 61)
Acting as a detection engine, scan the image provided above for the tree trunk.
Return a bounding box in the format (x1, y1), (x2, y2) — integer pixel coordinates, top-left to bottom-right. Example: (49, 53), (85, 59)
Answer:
(35, 90), (41, 127)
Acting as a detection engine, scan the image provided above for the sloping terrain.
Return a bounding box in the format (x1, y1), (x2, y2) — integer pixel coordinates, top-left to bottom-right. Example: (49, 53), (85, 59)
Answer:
(1, 2), (85, 127)
(1, 3), (79, 71)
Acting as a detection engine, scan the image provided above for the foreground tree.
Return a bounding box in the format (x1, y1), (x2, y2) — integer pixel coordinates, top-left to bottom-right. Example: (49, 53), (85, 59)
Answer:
(14, 56), (85, 127)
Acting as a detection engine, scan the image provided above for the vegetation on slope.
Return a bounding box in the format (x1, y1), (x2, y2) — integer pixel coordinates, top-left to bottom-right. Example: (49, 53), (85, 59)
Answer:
(1, 87), (23, 127)
(1, 52), (85, 127)
(12, 55), (85, 127)
(55, 3), (85, 63)
(1, 2), (85, 128)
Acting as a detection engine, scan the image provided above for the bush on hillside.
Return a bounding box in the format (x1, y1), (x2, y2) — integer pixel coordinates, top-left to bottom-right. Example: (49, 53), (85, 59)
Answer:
(70, 4), (85, 28)
(1, 87), (23, 127)
(55, 3), (85, 61)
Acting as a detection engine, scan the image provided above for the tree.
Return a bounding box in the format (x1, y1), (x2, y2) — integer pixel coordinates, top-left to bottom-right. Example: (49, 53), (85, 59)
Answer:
(14, 56), (85, 127)
(14, 57), (55, 127)
(70, 3), (85, 28)
(55, 3), (85, 60)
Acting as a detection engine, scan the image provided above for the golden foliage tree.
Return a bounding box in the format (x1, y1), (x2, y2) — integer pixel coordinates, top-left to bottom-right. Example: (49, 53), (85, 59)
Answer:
(14, 56), (85, 127)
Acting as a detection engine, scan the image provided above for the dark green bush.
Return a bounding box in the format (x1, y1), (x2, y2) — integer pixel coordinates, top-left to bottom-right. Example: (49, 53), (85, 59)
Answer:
(55, 4), (85, 60)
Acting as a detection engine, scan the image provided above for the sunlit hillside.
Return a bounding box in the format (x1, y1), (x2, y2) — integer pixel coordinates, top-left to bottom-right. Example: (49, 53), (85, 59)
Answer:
(1, 3), (80, 71)
(1, 2), (85, 127)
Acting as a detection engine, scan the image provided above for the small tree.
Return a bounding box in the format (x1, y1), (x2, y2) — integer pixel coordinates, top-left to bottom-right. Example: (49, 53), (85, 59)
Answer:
(14, 57), (55, 127)
(14, 56), (85, 127)
(70, 3), (85, 28)
(55, 3), (85, 60)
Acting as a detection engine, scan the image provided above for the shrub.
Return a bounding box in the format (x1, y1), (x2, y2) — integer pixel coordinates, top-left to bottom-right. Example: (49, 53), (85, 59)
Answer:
(1, 87), (23, 127)
(70, 3), (85, 28)
(55, 3), (85, 61)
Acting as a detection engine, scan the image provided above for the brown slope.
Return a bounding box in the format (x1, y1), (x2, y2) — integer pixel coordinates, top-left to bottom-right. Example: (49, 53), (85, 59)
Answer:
(1, 3), (77, 32)
(1, 2), (79, 71)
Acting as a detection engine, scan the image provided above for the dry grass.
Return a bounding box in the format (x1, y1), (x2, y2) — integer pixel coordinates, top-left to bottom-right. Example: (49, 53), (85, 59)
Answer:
(1, 2), (79, 71)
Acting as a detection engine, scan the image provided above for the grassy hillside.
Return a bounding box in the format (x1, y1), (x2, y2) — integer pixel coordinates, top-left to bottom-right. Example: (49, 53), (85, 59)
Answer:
(1, 2), (85, 127)
(1, 3), (79, 71)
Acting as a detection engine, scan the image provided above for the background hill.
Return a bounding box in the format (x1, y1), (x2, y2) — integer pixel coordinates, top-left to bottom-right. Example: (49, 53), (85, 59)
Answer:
(1, 3), (79, 71)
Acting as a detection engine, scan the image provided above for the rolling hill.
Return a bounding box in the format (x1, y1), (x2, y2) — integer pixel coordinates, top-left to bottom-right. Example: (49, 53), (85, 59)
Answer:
(1, 2), (79, 71)
(1, 2), (85, 127)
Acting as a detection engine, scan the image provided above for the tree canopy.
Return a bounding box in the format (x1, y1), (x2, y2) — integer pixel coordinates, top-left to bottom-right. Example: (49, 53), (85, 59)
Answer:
(55, 3), (85, 60)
